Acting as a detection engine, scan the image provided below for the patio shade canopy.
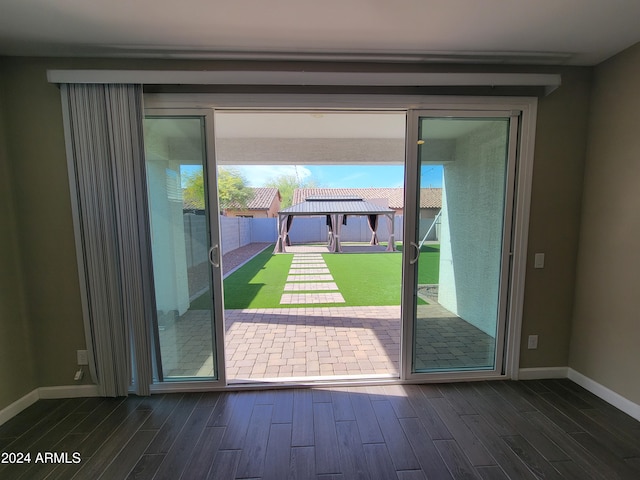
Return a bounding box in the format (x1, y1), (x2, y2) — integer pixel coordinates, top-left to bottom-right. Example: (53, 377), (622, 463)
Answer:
(274, 196), (396, 253)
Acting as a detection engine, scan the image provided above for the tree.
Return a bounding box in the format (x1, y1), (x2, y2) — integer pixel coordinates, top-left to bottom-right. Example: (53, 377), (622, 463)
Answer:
(182, 170), (205, 210)
(216, 167), (252, 211)
(182, 167), (252, 211)
(266, 173), (318, 209)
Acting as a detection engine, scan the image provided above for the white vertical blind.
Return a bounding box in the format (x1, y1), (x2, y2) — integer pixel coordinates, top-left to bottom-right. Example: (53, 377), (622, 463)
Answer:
(61, 83), (154, 396)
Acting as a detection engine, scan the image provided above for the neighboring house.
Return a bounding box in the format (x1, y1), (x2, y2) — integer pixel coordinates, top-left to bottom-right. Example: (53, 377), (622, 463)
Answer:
(293, 187), (442, 218)
(418, 188), (442, 221)
(222, 187), (281, 218)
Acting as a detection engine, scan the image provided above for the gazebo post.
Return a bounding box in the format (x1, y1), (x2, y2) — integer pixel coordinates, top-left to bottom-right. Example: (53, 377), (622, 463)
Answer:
(334, 214), (343, 253)
(274, 213), (286, 253)
(367, 214), (379, 246)
(277, 196), (397, 254)
(386, 212), (396, 252)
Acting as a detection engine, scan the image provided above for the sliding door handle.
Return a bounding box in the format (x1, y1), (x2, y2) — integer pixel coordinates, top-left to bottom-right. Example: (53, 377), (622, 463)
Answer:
(409, 242), (420, 265)
(208, 245), (220, 268)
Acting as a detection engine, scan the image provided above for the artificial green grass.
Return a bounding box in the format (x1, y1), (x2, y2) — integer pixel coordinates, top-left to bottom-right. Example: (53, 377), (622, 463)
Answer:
(190, 244), (440, 310)
(223, 247), (292, 309)
(188, 247), (289, 310)
(418, 244), (440, 284)
(322, 252), (402, 307)
(394, 243), (440, 285)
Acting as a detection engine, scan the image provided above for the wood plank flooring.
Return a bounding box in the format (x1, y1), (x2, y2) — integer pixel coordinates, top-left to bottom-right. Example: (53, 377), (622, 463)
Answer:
(1, 379), (639, 479)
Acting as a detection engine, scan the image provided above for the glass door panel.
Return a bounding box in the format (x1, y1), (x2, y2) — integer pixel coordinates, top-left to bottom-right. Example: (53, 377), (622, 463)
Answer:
(144, 113), (224, 381)
(407, 114), (515, 375)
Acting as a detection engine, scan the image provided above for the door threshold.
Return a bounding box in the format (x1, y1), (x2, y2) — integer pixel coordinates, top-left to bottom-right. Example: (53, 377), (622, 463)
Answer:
(228, 372), (399, 387)
(148, 371), (512, 393)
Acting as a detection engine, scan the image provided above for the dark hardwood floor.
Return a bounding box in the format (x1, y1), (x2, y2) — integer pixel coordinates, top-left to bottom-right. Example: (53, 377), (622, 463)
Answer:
(1, 379), (639, 479)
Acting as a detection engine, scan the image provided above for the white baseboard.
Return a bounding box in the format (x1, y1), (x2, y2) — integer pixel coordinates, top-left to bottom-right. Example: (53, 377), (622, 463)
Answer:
(0, 389), (39, 427)
(517, 366), (568, 380)
(0, 385), (100, 427)
(517, 366), (640, 422)
(3, 371), (639, 427)
(38, 384), (100, 399)
(568, 368), (640, 422)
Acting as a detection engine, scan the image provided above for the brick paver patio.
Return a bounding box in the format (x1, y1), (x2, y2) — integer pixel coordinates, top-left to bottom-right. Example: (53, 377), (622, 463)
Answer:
(157, 306), (400, 380)
(280, 293), (346, 304)
(158, 303), (495, 381)
(225, 306), (400, 380)
(157, 243), (495, 381)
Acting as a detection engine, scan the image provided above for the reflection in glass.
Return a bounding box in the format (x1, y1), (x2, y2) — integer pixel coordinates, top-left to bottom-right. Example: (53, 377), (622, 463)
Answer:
(144, 117), (217, 379)
(414, 118), (509, 372)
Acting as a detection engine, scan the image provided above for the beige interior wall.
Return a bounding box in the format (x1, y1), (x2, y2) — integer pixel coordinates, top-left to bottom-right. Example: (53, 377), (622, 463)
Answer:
(1, 58), (88, 392)
(569, 43), (640, 404)
(0, 62), (38, 410)
(518, 68), (592, 368)
(0, 57), (592, 404)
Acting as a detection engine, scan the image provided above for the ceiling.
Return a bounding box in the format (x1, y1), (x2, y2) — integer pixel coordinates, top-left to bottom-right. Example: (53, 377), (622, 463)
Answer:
(215, 112), (406, 139)
(0, 1), (639, 65)
(145, 112), (498, 165)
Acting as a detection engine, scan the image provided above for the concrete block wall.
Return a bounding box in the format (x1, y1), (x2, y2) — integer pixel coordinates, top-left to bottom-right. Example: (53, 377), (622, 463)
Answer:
(183, 213), (209, 267)
(184, 214), (412, 256)
(288, 215), (405, 244)
(220, 216), (251, 253)
(249, 218), (279, 242)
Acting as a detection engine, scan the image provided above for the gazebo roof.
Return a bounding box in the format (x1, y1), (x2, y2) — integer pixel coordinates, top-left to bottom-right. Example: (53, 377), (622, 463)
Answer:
(279, 196), (395, 216)
(293, 187), (442, 210)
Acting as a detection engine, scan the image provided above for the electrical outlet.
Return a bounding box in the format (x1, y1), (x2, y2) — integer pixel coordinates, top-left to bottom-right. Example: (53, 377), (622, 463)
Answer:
(527, 335), (539, 349)
(74, 369), (84, 381)
(534, 253), (545, 269)
(77, 350), (88, 365)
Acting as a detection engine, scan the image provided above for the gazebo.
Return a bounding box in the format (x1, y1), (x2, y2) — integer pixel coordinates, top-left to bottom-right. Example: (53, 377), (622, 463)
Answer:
(274, 196), (396, 253)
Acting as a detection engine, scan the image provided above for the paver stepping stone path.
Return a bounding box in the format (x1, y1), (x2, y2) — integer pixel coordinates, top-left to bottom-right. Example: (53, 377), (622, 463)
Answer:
(281, 253), (345, 305)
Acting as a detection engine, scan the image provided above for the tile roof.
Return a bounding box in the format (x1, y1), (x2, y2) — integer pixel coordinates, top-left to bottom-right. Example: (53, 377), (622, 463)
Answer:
(245, 187), (281, 210)
(420, 188), (442, 209)
(183, 198), (204, 211)
(293, 187), (441, 209)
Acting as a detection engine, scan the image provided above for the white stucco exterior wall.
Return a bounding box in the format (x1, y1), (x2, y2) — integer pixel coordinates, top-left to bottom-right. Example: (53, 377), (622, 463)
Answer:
(147, 158), (191, 316)
(437, 120), (509, 337)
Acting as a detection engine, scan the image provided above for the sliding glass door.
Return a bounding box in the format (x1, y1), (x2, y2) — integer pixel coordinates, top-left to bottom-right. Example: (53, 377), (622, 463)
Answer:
(143, 110), (225, 383)
(403, 111), (518, 379)
(138, 98), (533, 386)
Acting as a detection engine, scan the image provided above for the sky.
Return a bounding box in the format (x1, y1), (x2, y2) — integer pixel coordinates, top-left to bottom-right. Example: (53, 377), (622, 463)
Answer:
(221, 164), (443, 189)
(181, 164), (443, 189)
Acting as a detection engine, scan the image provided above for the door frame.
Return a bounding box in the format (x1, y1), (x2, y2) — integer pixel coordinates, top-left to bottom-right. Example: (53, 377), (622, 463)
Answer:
(145, 94), (538, 387)
(402, 110), (523, 382)
(144, 108), (227, 391)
